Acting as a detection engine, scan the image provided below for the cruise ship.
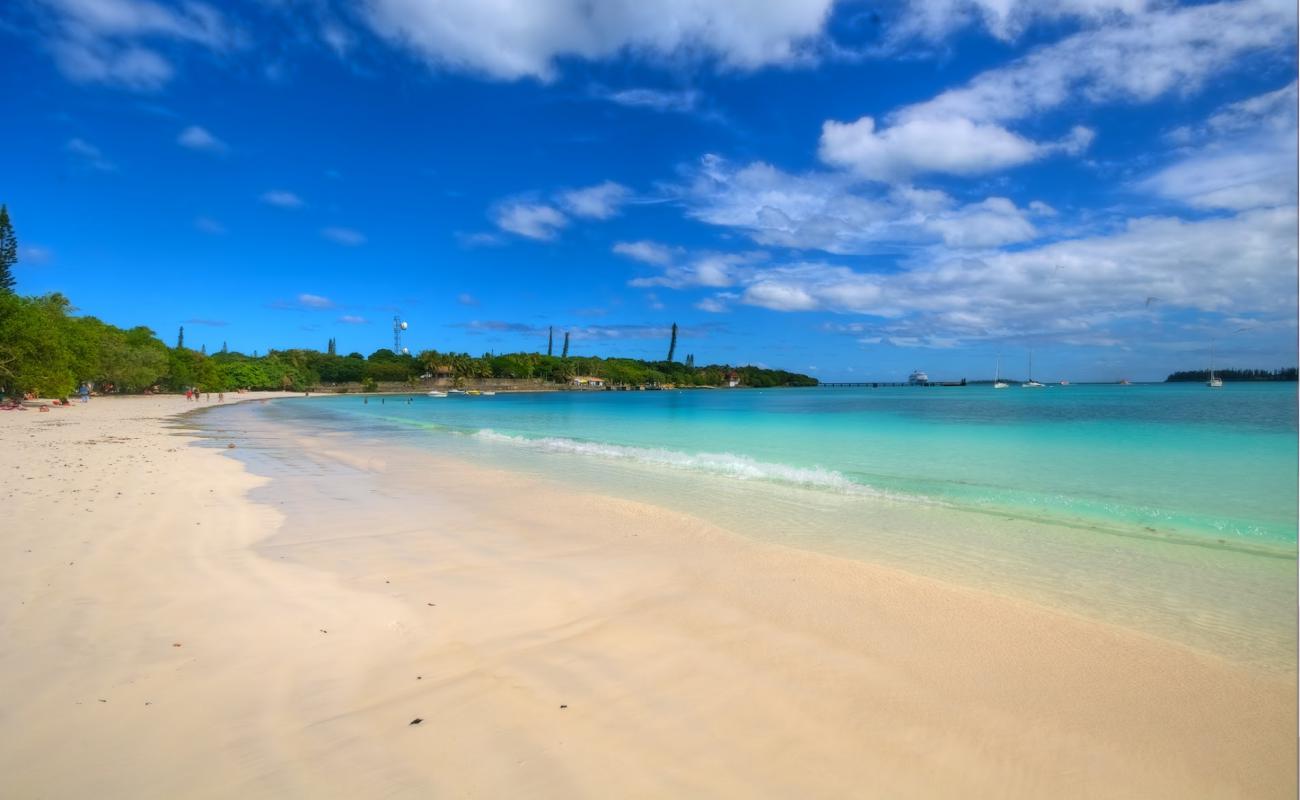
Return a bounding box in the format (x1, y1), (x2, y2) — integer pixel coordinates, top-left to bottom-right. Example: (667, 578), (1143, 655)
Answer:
(908, 369), (929, 385)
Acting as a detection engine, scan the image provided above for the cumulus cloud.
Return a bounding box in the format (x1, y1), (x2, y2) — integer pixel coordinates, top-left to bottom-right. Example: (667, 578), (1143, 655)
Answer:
(261, 190), (304, 209)
(650, 206), (1298, 343)
(492, 201), (568, 240)
(362, 0), (835, 80)
(818, 116), (1092, 180)
(680, 154), (1048, 253)
(177, 125), (227, 153)
(321, 227), (366, 246)
(558, 181), (631, 219)
(39, 0), (238, 90)
(338, 315), (368, 324)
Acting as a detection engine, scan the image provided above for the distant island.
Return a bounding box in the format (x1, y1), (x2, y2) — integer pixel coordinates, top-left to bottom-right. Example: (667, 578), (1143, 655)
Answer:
(1165, 368), (1297, 382)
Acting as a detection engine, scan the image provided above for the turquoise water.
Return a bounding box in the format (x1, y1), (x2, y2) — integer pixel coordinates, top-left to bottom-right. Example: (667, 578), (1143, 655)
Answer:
(278, 384), (1297, 547)
(208, 384), (1298, 666)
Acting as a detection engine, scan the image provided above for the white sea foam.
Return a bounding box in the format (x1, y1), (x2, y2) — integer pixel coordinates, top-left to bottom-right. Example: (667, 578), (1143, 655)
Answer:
(471, 429), (873, 494)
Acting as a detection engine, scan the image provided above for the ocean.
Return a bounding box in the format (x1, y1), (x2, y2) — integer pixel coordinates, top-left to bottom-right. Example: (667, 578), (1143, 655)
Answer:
(211, 383), (1298, 666)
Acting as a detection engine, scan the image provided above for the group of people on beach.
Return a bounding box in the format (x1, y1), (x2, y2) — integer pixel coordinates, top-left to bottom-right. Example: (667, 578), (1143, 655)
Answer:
(185, 388), (224, 403)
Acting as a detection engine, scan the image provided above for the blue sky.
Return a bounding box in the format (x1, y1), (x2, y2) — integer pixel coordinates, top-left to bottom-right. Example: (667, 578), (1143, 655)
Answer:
(1, 0), (1296, 381)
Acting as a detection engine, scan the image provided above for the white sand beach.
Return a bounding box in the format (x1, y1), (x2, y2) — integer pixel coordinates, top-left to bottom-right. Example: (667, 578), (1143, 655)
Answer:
(0, 395), (1294, 798)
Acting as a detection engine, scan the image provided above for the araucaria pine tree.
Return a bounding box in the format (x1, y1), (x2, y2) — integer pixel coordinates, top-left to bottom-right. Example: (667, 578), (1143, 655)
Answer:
(222, 341), (228, 354)
(0, 204), (17, 293)
(177, 326), (185, 349)
(562, 331), (570, 358)
(327, 337), (336, 355)
(667, 322), (678, 362)
(547, 326), (554, 356)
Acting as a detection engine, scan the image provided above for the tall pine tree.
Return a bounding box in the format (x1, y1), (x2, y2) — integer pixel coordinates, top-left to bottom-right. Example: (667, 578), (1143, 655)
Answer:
(561, 331), (570, 358)
(666, 322), (678, 362)
(177, 326), (185, 349)
(0, 205), (16, 292)
(547, 326), (553, 356)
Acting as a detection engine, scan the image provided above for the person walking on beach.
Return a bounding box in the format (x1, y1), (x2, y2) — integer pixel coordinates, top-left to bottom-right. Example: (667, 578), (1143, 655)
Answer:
(185, 388), (192, 402)
(78, 383), (90, 403)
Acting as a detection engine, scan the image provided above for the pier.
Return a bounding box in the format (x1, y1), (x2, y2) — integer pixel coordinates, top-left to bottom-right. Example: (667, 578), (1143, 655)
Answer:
(819, 380), (967, 388)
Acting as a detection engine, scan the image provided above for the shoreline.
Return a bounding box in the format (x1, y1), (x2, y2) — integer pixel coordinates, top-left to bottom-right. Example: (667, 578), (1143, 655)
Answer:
(1, 395), (1295, 797)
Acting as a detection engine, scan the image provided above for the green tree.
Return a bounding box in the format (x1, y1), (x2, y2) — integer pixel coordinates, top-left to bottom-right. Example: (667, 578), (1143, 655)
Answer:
(667, 322), (678, 362)
(0, 205), (16, 293)
(547, 326), (553, 356)
(177, 325), (185, 349)
(561, 331), (570, 358)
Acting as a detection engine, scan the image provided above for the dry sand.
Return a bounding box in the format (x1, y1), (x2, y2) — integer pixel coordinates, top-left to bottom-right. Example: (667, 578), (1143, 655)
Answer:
(0, 395), (1294, 798)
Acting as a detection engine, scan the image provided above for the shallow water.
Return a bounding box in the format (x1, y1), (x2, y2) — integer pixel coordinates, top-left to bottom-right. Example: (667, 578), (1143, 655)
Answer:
(197, 386), (1298, 668)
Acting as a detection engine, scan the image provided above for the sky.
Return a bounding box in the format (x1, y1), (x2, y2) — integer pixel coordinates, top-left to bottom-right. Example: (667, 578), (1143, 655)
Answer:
(1, 0), (1297, 382)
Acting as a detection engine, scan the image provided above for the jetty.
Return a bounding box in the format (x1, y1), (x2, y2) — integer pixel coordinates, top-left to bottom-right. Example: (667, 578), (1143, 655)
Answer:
(820, 379), (967, 388)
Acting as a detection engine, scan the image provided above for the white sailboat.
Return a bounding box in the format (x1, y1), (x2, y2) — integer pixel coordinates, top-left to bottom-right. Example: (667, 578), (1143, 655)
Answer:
(1022, 351), (1044, 388)
(1207, 341), (1223, 388)
(993, 356), (1008, 389)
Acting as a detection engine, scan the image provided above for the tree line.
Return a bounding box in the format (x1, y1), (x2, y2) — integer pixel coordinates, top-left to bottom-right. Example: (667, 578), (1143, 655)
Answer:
(0, 205), (815, 397)
(1165, 368), (1297, 382)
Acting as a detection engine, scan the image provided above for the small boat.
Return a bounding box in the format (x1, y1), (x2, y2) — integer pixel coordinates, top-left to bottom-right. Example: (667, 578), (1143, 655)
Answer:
(1022, 351), (1044, 388)
(481, 391), (497, 396)
(908, 369), (929, 385)
(1118, 379), (1132, 385)
(465, 389), (481, 396)
(448, 389), (465, 394)
(427, 390), (447, 398)
(993, 356), (1008, 389)
(1207, 340), (1223, 388)
(1059, 380), (1069, 386)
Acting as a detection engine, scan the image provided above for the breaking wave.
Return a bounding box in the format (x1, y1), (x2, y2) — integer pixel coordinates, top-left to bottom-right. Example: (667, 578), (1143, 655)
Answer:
(470, 429), (873, 494)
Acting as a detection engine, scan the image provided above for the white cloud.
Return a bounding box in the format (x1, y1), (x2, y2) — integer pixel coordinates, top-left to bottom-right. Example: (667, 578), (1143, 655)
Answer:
(658, 206), (1298, 343)
(457, 293), (478, 306)
(1139, 82), (1298, 211)
(492, 201), (568, 240)
(298, 293), (335, 309)
(694, 296), (730, 313)
(629, 251), (762, 289)
(338, 315), (368, 324)
(40, 0), (238, 90)
(890, 0), (1150, 43)
(362, 0), (835, 80)
(680, 154), (1048, 253)
(922, 197), (1038, 248)
(558, 181), (631, 219)
(261, 190), (304, 209)
(899, 0), (1297, 126)
(321, 227), (366, 246)
(601, 87), (700, 113)
(613, 240), (678, 266)
(819, 116), (1057, 180)
(177, 125), (227, 153)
